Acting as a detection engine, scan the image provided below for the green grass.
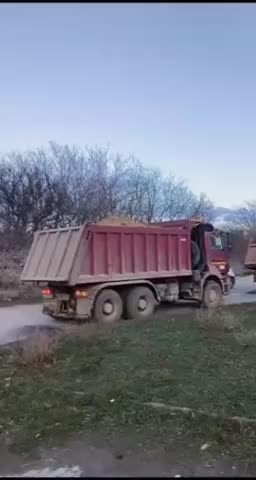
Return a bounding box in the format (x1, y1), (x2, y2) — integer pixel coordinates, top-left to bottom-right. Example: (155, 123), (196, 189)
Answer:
(1, 303), (256, 461)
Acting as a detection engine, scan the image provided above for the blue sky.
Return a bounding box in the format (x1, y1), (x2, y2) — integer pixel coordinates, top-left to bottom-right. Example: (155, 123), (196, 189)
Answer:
(0, 3), (256, 208)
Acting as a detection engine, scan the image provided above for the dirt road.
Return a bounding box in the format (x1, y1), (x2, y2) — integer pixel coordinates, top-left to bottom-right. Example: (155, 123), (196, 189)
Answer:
(0, 303), (57, 346)
(225, 275), (256, 305)
(0, 432), (255, 477)
(0, 276), (256, 347)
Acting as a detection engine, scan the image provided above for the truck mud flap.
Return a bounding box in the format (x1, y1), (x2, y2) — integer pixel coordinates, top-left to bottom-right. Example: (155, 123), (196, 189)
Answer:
(223, 281), (230, 295)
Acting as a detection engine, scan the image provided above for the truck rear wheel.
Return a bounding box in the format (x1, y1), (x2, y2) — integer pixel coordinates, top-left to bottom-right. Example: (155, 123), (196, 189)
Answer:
(125, 286), (156, 321)
(202, 280), (223, 308)
(93, 289), (123, 323)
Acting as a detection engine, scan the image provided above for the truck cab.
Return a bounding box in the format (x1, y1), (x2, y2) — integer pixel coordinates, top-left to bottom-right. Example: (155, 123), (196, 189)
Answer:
(206, 230), (229, 273)
(153, 220), (231, 301)
(207, 230), (235, 288)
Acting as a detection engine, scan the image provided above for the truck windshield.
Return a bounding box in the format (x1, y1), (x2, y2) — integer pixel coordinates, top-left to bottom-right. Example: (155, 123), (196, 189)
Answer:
(210, 234), (224, 250)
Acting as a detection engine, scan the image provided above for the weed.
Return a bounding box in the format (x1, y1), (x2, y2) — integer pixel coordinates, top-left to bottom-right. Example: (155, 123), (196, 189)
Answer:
(10, 330), (62, 368)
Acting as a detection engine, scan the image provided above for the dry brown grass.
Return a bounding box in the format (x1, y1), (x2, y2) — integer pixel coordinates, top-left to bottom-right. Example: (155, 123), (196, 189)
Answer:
(11, 330), (63, 368)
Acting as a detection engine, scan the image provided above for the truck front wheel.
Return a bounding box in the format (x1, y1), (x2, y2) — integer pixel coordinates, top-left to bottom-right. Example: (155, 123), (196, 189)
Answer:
(93, 289), (123, 323)
(202, 280), (223, 308)
(125, 286), (156, 321)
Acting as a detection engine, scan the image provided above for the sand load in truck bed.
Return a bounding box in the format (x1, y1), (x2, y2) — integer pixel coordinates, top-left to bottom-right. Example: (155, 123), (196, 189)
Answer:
(21, 221), (192, 285)
(96, 216), (146, 226)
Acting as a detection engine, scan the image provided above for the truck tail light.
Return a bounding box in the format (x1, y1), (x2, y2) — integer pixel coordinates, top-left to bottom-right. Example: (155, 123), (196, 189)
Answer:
(41, 288), (53, 298)
(75, 290), (88, 299)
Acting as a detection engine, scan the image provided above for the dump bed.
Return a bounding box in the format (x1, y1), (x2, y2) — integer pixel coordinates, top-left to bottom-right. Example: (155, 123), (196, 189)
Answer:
(21, 223), (192, 285)
(21, 226), (84, 283)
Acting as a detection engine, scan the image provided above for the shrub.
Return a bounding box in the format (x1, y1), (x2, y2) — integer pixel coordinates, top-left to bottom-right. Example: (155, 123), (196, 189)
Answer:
(11, 330), (62, 368)
(0, 249), (28, 289)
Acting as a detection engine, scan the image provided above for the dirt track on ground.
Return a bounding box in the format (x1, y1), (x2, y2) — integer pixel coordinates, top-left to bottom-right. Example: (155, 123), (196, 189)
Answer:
(1, 433), (255, 477)
(0, 276), (255, 346)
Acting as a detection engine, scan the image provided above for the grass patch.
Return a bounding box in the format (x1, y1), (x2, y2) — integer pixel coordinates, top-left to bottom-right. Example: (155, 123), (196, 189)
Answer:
(1, 304), (256, 461)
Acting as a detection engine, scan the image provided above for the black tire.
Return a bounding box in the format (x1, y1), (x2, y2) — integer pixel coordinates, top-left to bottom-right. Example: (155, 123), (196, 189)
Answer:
(93, 289), (123, 323)
(202, 280), (223, 309)
(125, 286), (156, 321)
(121, 289), (131, 320)
(227, 276), (235, 291)
(191, 241), (201, 268)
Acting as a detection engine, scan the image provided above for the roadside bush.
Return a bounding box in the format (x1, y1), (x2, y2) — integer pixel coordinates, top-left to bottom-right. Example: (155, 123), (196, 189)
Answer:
(0, 250), (28, 289)
(11, 330), (62, 368)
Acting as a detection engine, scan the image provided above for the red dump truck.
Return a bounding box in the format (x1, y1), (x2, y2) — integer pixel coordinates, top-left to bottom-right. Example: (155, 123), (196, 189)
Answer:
(21, 220), (231, 322)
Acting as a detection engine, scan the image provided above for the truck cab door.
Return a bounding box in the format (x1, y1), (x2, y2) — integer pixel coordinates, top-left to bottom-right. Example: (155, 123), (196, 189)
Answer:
(206, 232), (228, 273)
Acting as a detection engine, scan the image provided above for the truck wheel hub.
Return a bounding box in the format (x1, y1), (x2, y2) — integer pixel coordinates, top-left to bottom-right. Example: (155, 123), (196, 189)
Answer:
(103, 301), (113, 315)
(138, 298), (147, 311)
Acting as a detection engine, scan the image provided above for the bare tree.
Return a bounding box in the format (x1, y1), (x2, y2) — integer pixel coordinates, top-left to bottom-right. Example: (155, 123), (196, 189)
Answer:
(0, 142), (215, 246)
(232, 201), (256, 233)
(186, 193), (214, 222)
